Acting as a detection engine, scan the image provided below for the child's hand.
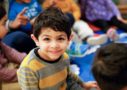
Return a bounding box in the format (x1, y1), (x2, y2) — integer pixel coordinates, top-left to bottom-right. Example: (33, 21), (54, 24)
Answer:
(117, 16), (127, 23)
(30, 17), (36, 25)
(9, 8), (29, 29)
(82, 81), (100, 90)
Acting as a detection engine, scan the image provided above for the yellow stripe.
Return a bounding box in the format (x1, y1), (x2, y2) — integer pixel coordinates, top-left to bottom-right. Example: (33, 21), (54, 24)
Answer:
(28, 60), (45, 71)
(63, 52), (69, 60)
(39, 68), (67, 88)
(21, 54), (30, 66)
(21, 54), (46, 72)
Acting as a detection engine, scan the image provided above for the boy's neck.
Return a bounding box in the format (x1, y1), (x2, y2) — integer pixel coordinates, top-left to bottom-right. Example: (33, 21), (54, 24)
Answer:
(35, 48), (61, 63)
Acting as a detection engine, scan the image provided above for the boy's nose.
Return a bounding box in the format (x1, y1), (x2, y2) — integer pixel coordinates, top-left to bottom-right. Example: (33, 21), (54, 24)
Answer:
(51, 41), (59, 48)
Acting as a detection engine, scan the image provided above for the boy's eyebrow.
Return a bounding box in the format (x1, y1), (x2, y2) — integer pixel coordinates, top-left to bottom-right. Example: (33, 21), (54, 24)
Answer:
(59, 35), (67, 37)
(42, 35), (66, 36)
(41, 34), (49, 36)
(41, 34), (67, 37)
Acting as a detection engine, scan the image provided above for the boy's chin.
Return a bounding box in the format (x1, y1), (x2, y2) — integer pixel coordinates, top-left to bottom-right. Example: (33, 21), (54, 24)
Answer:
(49, 56), (61, 61)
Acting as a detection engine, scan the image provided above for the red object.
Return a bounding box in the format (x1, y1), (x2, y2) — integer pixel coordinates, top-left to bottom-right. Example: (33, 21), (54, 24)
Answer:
(88, 23), (101, 31)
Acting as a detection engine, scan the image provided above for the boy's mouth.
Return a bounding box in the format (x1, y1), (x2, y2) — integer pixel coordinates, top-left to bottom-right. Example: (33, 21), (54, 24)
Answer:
(49, 50), (61, 54)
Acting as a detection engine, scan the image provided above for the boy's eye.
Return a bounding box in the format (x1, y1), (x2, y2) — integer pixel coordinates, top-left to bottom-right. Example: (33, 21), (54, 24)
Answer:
(43, 38), (50, 41)
(58, 37), (65, 41)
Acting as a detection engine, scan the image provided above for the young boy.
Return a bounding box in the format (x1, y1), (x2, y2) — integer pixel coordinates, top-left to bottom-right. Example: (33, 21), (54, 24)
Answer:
(92, 43), (127, 90)
(17, 7), (98, 90)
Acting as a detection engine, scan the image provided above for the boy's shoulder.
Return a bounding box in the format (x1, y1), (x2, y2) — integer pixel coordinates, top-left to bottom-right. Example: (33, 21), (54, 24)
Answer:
(20, 49), (46, 72)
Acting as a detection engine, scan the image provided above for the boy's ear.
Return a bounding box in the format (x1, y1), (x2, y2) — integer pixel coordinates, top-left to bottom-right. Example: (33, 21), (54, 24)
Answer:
(69, 34), (73, 42)
(31, 34), (39, 46)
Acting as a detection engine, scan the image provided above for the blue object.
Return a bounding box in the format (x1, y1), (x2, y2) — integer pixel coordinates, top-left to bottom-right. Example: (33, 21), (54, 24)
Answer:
(67, 42), (90, 56)
(69, 29), (127, 82)
(69, 45), (100, 82)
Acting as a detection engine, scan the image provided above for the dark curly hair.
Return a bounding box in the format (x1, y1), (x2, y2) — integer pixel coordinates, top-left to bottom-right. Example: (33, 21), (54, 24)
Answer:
(92, 43), (127, 90)
(33, 7), (72, 39)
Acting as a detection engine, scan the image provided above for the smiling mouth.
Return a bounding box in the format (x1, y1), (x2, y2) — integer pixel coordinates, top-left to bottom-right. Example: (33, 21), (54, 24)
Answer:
(50, 50), (61, 54)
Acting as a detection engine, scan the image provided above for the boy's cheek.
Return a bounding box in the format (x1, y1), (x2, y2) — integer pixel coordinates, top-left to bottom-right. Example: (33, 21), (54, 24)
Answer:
(0, 22), (2, 26)
(0, 22), (5, 27)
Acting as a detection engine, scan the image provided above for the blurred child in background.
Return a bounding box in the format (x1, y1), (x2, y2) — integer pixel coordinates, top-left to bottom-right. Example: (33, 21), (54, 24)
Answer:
(0, 5), (26, 90)
(80, 0), (127, 41)
(92, 43), (127, 90)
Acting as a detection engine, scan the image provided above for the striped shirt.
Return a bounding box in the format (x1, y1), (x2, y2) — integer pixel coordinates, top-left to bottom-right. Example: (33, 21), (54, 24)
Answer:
(17, 48), (83, 90)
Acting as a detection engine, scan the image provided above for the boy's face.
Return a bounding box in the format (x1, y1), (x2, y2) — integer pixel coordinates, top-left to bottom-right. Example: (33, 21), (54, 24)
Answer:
(31, 28), (72, 61)
(21, 0), (31, 3)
